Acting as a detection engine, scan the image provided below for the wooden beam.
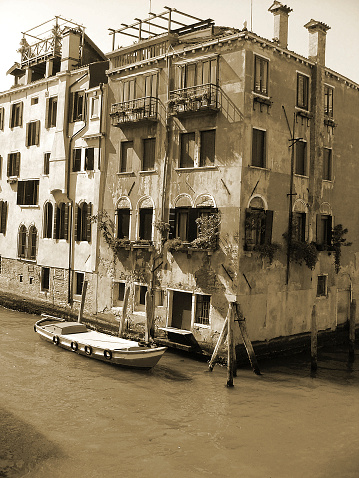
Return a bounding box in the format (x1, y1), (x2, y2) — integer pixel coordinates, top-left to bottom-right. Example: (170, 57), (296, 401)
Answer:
(227, 302), (235, 387)
(119, 286), (130, 337)
(77, 280), (88, 323)
(208, 316), (228, 371)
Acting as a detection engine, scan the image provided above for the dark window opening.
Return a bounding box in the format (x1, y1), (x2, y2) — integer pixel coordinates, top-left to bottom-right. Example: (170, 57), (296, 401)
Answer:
(70, 91), (85, 122)
(44, 152), (50, 175)
(44, 203), (53, 239)
(139, 208), (153, 241)
(10, 102), (23, 128)
(295, 140), (307, 176)
(117, 209), (130, 239)
(7, 152), (20, 177)
(120, 141), (134, 173)
(17, 180), (39, 206)
(180, 132), (195, 168)
(200, 130), (215, 167)
(245, 208), (273, 249)
(0, 107), (4, 130)
(139, 285), (147, 305)
(26, 121), (40, 147)
(297, 74), (309, 110)
(75, 202), (92, 242)
(73, 148), (82, 172)
(293, 212), (306, 242)
(75, 272), (84, 295)
(85, 148), (94, 171)
(0, 201), (8, 234)
(18, 225), (27, 258)
(317, 275), (327, 297)
(254, 56), (268, 95)
(41, 267), (50, 291)
(323, 148), (332, 181)
(31, 97), (39, 105)
(142, 138), (156, 171)
(324, 86), (334, 118)
(54, 203), (69, 240)
(46, 96), (57, 128)
(252, 129), (266, 168)
(175, 208), (189, 241)
(195, 294), (210, 325)
(28, 226), (37, 260)
(316, 214), (332, 249)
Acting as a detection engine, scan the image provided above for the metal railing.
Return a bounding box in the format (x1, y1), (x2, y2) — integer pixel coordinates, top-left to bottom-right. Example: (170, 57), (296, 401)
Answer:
(110, 97), (159, 125)
(168, 83), (220, 115)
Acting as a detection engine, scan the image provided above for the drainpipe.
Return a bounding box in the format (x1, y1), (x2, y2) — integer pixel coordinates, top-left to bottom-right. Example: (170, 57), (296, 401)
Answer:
(66, 72), (89, 305)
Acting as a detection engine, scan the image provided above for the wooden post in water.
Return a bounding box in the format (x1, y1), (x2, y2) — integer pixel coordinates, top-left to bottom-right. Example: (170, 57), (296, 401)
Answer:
(208, 316), (228, 371)
(77, 280), (88, 323)
(227, 302), (235, 387)
(145, 290), (154, 343)
(234, 302), (261, 375)
(311, 305), (318, 372)
(119, 286), (130, 338)
(349, 299), (356, 362)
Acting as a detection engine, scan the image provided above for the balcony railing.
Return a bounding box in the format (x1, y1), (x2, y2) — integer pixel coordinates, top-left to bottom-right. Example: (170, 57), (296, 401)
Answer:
(168, 84), (220, 116)
(110, 97), (159, 126)
(21, 37), (61, 67)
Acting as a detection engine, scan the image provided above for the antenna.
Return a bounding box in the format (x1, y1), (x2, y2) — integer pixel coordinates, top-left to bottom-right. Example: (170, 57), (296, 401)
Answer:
(250, 0), (253, 31)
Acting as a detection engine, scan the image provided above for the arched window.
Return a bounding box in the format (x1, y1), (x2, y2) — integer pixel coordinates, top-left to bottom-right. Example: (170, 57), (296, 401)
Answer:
(18, 225), (27, 258)
(75, 202), (92, 242)
(54, 202), (69, 240)
(138, 197), (154, 241)
(43, 202), (53, 238)
(116, 198), (131, 239)
(28, 226), (37, 260)
(245, 196), (273, 250)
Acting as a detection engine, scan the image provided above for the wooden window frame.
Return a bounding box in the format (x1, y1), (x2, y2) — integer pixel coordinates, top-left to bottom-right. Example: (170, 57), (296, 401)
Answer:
(297, 73), (309, 110)
(254, 55), (269, 96)
(252, 128), (266, 168)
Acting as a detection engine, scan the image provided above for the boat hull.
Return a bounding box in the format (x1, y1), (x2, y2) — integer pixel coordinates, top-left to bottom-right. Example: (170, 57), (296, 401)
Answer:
(34, 316), (167, 369)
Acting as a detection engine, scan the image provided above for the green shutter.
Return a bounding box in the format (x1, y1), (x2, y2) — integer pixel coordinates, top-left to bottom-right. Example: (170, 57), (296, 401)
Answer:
(64, 204), (69, 240)
(53, 205), (58, 239)
(15, 153), (20, 177)
(86, 203), (92, 242)
(74, 205), (79, 241)
(45, 98), (50, 128)
(35, 121), (40, 146)
(19, 102), (23, 127)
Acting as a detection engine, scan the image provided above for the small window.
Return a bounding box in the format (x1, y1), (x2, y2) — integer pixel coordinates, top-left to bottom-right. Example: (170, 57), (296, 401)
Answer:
(252, 129), (266, 168)
(0, 200), (8, 234)
(324, 85), (334, 118)
(180, 132), (195, 168)
(44, 152), (50, 175)
(295, 140), (307, 176)
(28, 226), (37, 260)
(155, 289), (165, 307)
(0, 107), (4, 130)
(46, 96), (57, 128)
(70, 91), (85, 122)
(195, 294), (211, 326)
(91, 96), (99, 118)
(323, 148), (332, 181)
(10, 102), (23, 128)
(317, 275), (327, 297)
(75, 202), (92, 242)
(254, 56), (269, 95)
(17, 180), (39, 206)
(139, 208), (153, 241)
(175, 208), (190, 241)
(297, 73), (309, 110)
(245, 203), (273, 249)
(73, 148), (82, 172)
(75, 272), (84, 295)
(116, 208), (130, 239)
(113, 282), (126, 307)
(134, 284), (147, 312)
(26, 121), (40, 147)
(85, 148), (94, 171)
(31, 97), (39, 105)
(43, 202), (53, 239)
(7, 152), (20, 177)
(142, 138), (156, 171)
(18, 225), (27, 258)
(200, 130), (215, 167)
(120, 141), (134, 173)
(54, 202), (69, 240)
(41, 267), (50, 291)
(316, 214), (332, 248)
(293, 212), (306, 242)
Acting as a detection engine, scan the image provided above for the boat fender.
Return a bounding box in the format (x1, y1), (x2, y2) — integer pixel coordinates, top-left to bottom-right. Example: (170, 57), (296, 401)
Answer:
(104, 349), (112, 360)
(33, 325), (37, 333)
(138, 341), (148, 347)
(71, 341), (78, 352)
(84, 345), (92, 356)
(53, 336), (60, 346)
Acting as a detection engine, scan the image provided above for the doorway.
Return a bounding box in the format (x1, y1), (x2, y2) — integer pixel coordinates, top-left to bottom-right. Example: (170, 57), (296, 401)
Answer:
(171, 291), (192, 330)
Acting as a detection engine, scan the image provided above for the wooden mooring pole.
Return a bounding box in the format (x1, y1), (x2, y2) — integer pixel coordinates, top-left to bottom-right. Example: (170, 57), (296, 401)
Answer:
(77, 280), (88, 323)
(208, 317), (228, 372)
(145, 290), (154, 343)
(227, 302), (235, 387)
(349, 299), (356, 363)
(119, 286), (130, 338)
(311, 305), (318, 372)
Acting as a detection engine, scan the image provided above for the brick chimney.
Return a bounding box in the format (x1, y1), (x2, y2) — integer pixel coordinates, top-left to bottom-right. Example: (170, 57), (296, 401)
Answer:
(304, 19), (330, 65)
(61, 28), (81, 72)
(268, 1), (292, 49)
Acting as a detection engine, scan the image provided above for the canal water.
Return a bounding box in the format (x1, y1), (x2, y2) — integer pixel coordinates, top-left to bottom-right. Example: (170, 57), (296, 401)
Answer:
(1, 307), (359, 478)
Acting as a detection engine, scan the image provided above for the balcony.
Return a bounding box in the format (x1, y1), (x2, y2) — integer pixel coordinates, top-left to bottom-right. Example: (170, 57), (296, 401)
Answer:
(110, 97), (159, 126)
(168, 84), (220, 116)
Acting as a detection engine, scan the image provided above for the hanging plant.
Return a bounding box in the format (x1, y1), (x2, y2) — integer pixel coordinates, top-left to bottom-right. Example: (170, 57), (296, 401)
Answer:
(190, 212), (221, 250)
(253, 242), (281, 264)
(92, 211), (129, 254)
(331, 224), (352, 273)
(283, 232), (319, 270)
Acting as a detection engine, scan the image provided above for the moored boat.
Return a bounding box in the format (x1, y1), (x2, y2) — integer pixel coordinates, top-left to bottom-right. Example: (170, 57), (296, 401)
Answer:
(34, 315), (167, 369)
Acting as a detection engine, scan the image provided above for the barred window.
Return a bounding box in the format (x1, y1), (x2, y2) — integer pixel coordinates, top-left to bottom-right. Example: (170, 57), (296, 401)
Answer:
(195, 294), (211, 326)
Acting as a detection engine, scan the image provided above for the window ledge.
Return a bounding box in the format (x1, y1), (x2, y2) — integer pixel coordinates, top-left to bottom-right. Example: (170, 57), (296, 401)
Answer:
(295, 107), (312, 118)
(193, 323), (211, 329)
(18, 258), (36, 263)
(175, 166), (218, 172)
(322, 179), (333, 183)
(248, 165), (270, 172)
(294, 173), (309, 179)
(7, 176), (18, 183)
(252, 92), (272, 106)
(139, 170), (158, 175)
(116, 171), (135, 177)
(19, 205), (40, 209)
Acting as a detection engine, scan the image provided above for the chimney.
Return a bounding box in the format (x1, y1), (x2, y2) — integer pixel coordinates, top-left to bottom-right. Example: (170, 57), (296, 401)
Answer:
(304, 19), (330, 65)
(268, 1), (292, 49)
(61, 28), (81, 72)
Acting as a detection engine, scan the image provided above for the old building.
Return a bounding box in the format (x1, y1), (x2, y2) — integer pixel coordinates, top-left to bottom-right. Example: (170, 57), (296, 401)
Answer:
(0, 17), (108, 313)
(98, 3), (359, 352)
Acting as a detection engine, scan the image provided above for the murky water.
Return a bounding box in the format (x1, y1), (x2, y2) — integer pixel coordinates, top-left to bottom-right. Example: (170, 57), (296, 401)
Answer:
(1, 308), (359, 478)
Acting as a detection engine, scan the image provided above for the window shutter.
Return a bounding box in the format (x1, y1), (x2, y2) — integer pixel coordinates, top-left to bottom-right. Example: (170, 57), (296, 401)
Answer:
(25, 123), (29, 147)
(327, 215), (333, 246)
(19, 102), (23, 127)
(7, 154), (10, 177)
(86, 203), (92, 242)
(15, 152), (20, 177)
(0, 108), (4, 130)
(316, 214), (322, 244)
(188, 208), (199, 242)
(9, 105), (13, 128)
(2, 201), (7, 234)
(69, 92), (74, 122)
(74, 205), (79, 241)
(45, 98), (49, 128)
(168, 208), (176, 239)
(264, 210), (273, 244)
(35, 121), (40, 145)
(53, 205), (58, 239)
(64, 204), (69, 240)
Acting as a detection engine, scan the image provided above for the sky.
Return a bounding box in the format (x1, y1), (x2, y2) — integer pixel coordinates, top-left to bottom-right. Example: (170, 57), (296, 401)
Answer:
(0, 0), (359, 92)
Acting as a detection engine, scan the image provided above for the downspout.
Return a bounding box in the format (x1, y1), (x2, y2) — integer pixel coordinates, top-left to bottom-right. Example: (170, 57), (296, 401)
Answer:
(66, 72), (89, 305)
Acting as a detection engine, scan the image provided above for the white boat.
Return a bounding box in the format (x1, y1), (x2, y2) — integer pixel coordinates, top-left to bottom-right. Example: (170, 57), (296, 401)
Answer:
(34, 315), (167, 369)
